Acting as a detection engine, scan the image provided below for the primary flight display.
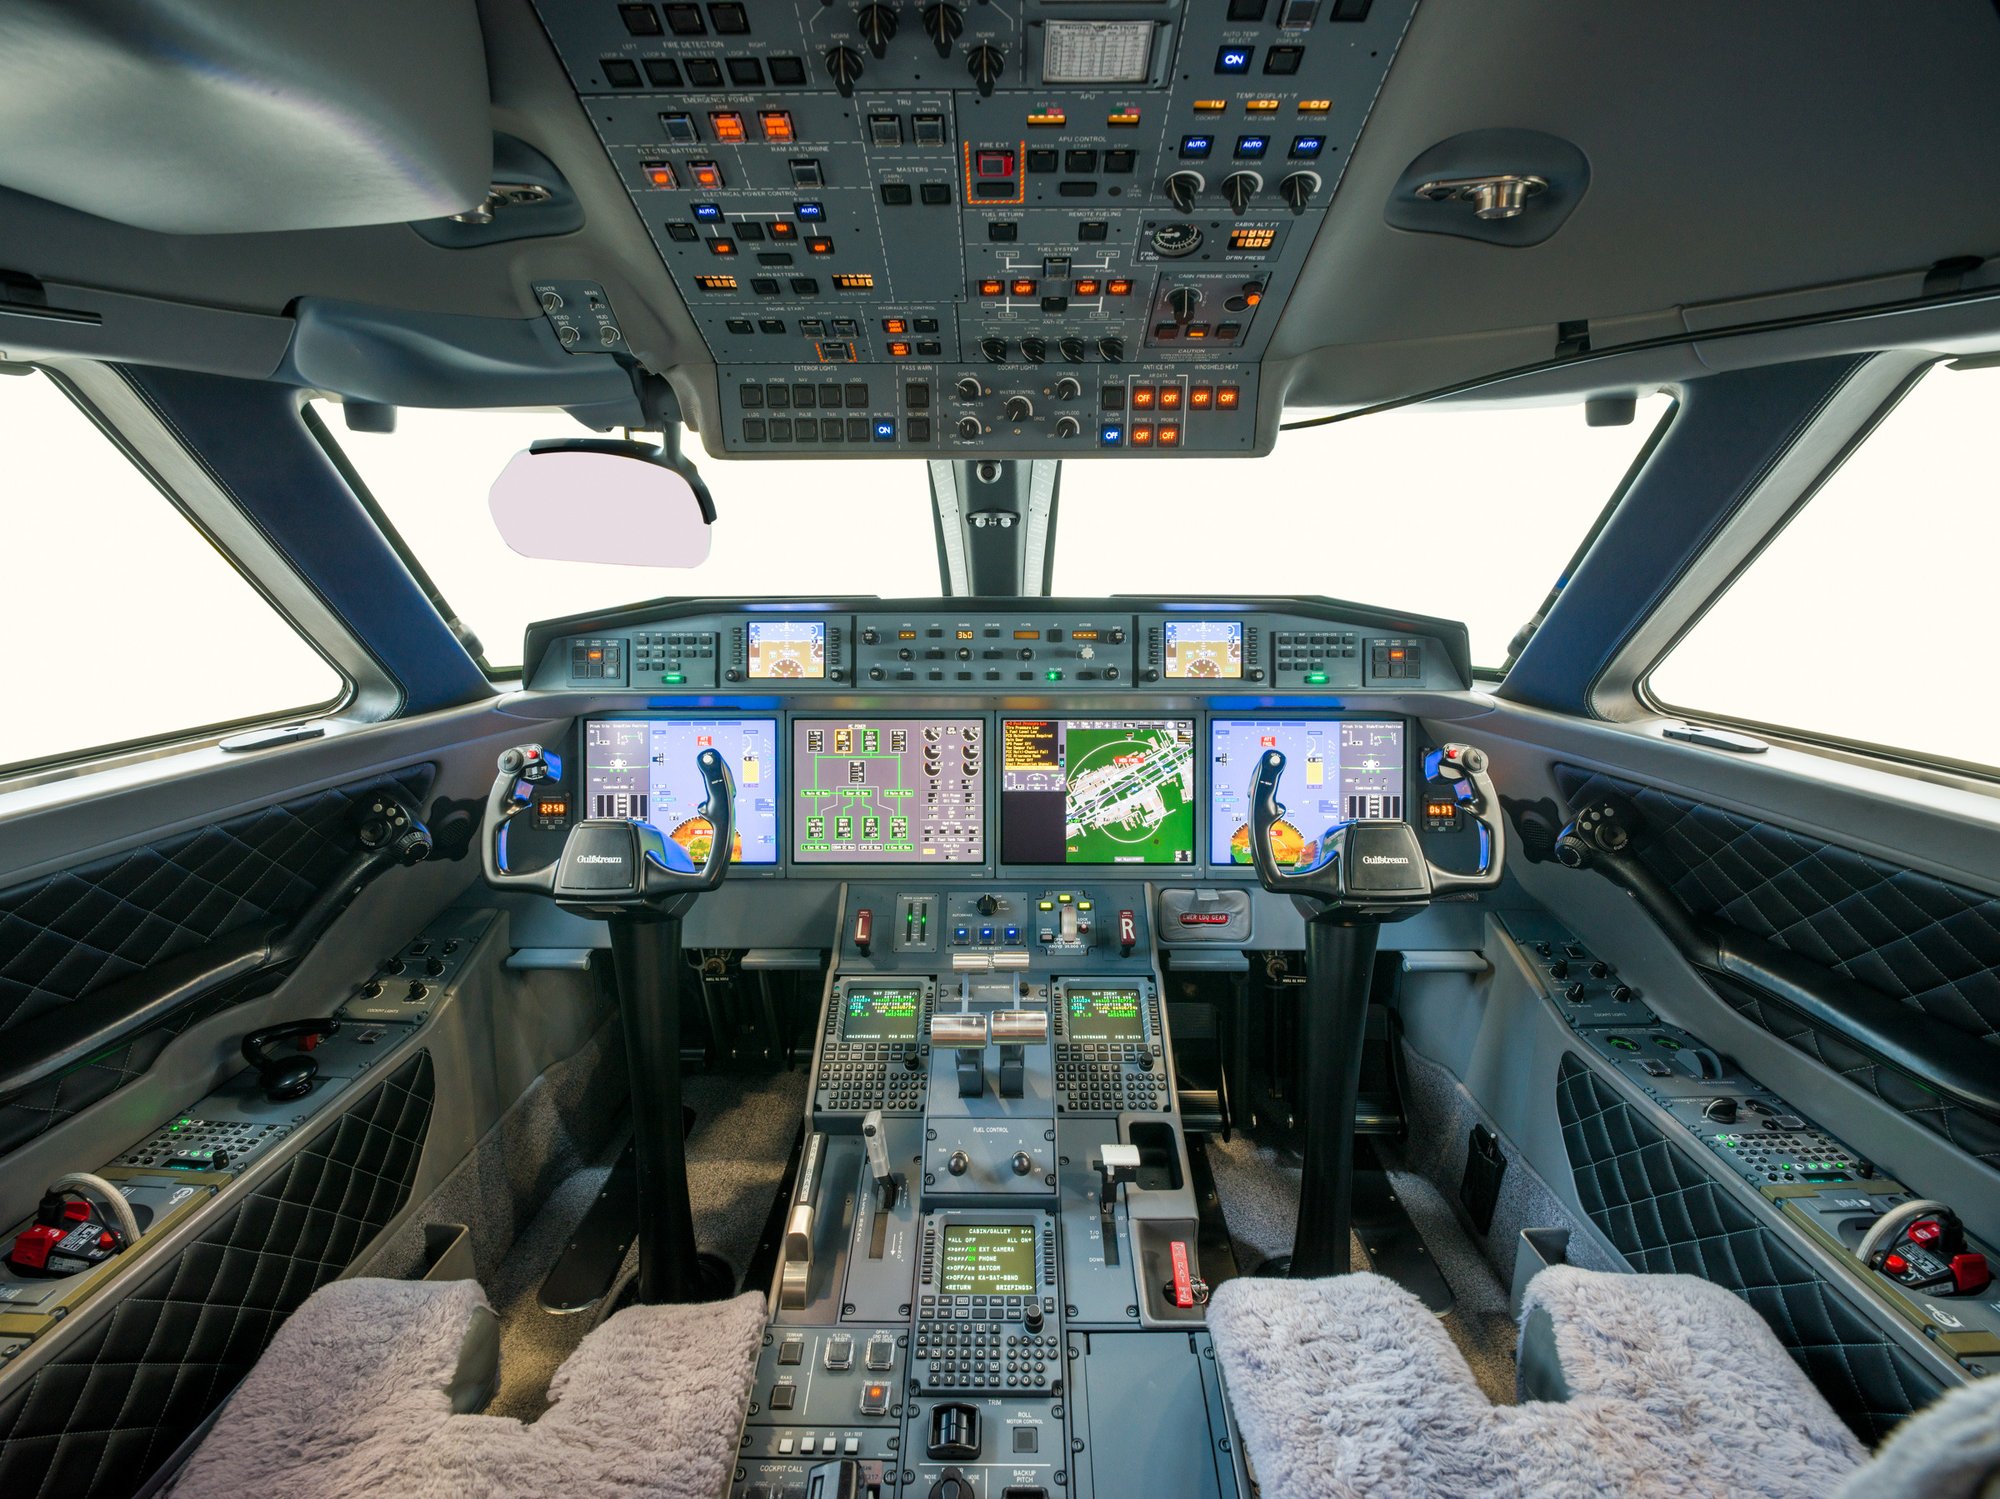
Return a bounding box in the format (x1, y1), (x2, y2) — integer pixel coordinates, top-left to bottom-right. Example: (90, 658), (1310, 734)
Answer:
(1208, 718), (1406, 866)
(1001, 718), (1196, 865)
(792, 718), (986, 863)
(582, 717), (780, 864)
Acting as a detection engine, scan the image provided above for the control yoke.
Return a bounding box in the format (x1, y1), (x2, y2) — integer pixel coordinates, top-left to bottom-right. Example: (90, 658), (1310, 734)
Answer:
(1248, 742), (1503, 911)
(482, 742), (734, 912)
(1246, 742), (1506, 1279)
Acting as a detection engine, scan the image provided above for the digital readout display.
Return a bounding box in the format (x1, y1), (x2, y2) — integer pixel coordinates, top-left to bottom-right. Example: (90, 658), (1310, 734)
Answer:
(937, 1223), (1039, 1296)
(745, 621), (826, 679)
(1065, 987), (1145, 1043)
(841, 984), (923, 1043)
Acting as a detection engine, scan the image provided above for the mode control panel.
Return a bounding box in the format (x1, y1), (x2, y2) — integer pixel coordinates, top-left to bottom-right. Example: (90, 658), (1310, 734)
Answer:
(858, 610), (1130, 687)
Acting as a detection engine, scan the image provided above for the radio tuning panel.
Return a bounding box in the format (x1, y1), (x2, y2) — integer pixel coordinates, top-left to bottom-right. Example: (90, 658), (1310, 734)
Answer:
(530, 0), (1417, 456)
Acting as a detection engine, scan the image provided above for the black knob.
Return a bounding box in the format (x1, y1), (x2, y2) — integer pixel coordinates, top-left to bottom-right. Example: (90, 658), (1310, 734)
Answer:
(856, 2), (898, 58)
(967, 42), (1004, 97)
(1279, 171), (1318, 214)
(904, 1047), (924, 1070)
(977, 893), (1000, 916)
(406, 981), (430, 1003)
(955, 375), (983, 400)
(1053, 414), (1082, 439)
(1054, 375), (1082, 400)
(360, 979), (384, 999)
(1020, 336), (1047, 364)
(1564, 982), (1586, 1002)
(922, 2), (964, 58)
(1011, 1151), (1033, 1176)
(958, 415), (983, 440)
(1104, 665), (1120, 679)
(1704, 1097), (1739, 1124)
(383, 956), (407, 976)
(898, 646), (913, 660)
(1024, 1303), (1045, 1333)
(825, 44), (864, 97)
(425, 957), (446, 977)
(1549, 959), (1569, 981)
(1222, 172), (1259, 214)
(861, 627), (879, 644)
(1163, 171), (1202, 213)
(1138, 1052), (1154, 1071)
(948, 1149), (970, 1176)
(868, 666), (886, 681)
(1019, 648), (1034, 660)
(929, 1470), (972, 1499)
(1004, 395), (1033, 421)
(1097, 335), (1124, 362)
(1589, 960), (1611, 979)
(980, 336), (1008, 363)
(1612, 984), (1634, 1002)
(1167, 286), (1201, 324)
(1059, 336), (1087, 363)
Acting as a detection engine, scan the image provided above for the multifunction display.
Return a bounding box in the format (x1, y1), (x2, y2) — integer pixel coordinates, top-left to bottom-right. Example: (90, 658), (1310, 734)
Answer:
(1209, 719), (1406, 866)
(582, 718), (780, 865)
(793, 719), (985, 864)
(1161, 622), (1243, 680)
(1064, 987), (1146, 1044)
(937, 1223), (1040, 1297)
(1002, 718), (1196, 866)
(840, 984), (923, 1044)
(746, 621), (825, 680)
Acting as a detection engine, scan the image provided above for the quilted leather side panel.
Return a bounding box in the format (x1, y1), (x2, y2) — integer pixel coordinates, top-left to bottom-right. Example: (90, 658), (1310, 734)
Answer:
(1555, 1052), (1941, 1443)
(0, 766), (434, 1155)
(0, 1049), (435, 1499)
(1554, 763), (2000, 1164)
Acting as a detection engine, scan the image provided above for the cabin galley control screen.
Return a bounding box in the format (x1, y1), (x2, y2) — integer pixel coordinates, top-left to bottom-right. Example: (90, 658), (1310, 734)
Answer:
(1209, 718), (1405, 866)
(582, 718), (780, 864)
(793, 718), (985, 863)
(937, 1223), (1039, 1296)
(1001, 718), (1196, 865)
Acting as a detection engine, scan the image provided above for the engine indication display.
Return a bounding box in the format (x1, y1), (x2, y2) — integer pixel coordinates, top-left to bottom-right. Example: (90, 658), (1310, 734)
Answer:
(1161, 621), (1242, 679)
(793, 718), (985, 864)
(1002, 718), (1195, 865)
(746, 621), (825, 680)
(937, 1223), (1040, 1297)
(841, 984), (924, 1044)
(1209, 718), (1405, 866)
(1064, 987), (1146, 1044)
(582, 718), (780, 864)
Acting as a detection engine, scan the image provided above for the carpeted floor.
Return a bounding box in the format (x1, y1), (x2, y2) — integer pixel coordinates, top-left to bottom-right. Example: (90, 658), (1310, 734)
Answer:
(1204, 1130), (1518, 1403)
(486, 1068), (807, 1420)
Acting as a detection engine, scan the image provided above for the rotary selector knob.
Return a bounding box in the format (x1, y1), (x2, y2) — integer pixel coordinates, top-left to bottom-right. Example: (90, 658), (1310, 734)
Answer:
(1279, 170), (1320, 214)
(1163, 171), (1203, 214)
(1020, 336), (1048, 364)
(824, 44), (864, 97)
(922, 2), (964, 57)
(1059, 336), (1088, 363)
(958, 415), (984, 440)
(1167, 286), (1202, 324)
(1222, 171), (1261, 214)
(980, 336), (1009, 363)
(1053, 414), (1082, 438)
(1004, 395), (1034, 422)
(856, 2), (898, 58)
(1011, 1151), (1034, 1177)
(955, 375), (984, 400)
(967, 42), (1004, 97)
(1097, 335), (1125, 363)
(1024, 1303), (1045, 1333)
(1054, 375), (1082, 401)
(976, 893), (1000, 916)
(948, 1150), (971, 1176)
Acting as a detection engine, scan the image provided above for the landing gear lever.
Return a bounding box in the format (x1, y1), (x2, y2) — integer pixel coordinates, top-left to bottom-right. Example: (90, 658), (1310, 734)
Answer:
(1246, 743), (1505, 1277)
(482, 743), (735, 1304)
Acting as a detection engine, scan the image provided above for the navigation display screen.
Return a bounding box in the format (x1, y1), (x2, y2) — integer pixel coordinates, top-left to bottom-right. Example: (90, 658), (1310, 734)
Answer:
(1209, 719), (1405, 867)
(1162, 621), (1243, 679)
(793, 719), (985, 863)
(937, 1223), (1039, 1296)
(841, 984), (923, 1043)
(1065, 987), (1145, 1043)
(746, 621), (825, 679)
(582, 718), (780, 864)
(1001, 718), (1195, 865)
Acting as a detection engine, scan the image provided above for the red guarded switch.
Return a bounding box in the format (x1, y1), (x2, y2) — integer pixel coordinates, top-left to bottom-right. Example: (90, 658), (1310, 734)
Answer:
(1907, 1218), (1946, 1249)
(1950, 1253), (1991, 1295)
(8, 1224), (61, 1272)
(1118, 909), (1137, 956)
(853, 907), (874, 956)
(1169, 1240), (1196, 1308)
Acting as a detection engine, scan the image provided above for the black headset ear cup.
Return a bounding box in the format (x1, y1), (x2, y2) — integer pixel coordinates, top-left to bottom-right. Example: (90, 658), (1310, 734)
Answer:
(241, 1019), (340, 1102)
(262, 1055), (319, 1101)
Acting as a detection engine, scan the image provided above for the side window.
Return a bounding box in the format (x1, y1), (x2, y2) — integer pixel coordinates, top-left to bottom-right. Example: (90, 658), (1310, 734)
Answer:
(1648, 360), (1990, 772)
(0, 368), (345, 773)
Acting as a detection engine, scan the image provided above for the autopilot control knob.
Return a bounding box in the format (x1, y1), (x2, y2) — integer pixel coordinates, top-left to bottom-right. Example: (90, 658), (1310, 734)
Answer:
(947, 1149), (971, 1176)
(981, 336), (1009, 364)
(955, 375), (984, 401)
(1163, 171), (1203, 214)
(922, 2), (965, 58)
(957, 415), (984, 441)
(1059, 336), (1088, 363)
(1053, 415), (1082, 439)
(1011, 1151), (1033, 1176)
(1004, 395), (1034, 422)
(1020, 336), (1047, 364)
(1167, 287), (1202, 324)
(856, 2), (898, 58)
(1097, 335), (1125, 363)
(966, 42), (1004, 97)
(1222, 171), (1261, 215)
(1279, 171), (1320, 214)
(1054, 375), (1082, 401)
(824, 44), (865, 97)
(1024, 1303), (1045, 1333)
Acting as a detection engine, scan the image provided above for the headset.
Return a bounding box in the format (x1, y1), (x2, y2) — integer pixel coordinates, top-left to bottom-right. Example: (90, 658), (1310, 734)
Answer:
(241, 1018), (342, 1101)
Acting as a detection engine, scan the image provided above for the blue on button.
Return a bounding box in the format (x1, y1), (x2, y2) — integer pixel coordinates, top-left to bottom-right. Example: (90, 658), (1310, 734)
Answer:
(1180, 135), (1213, 158)
(1290, 136), (1325, 158)
(692, 203), (722, 221)
(795, 201), (825, 219)
(873, 420), (896, 440)
(1100, 425), (1123, 446)
(1235, 135), (1268, 158)
(1216, 46), (1252, 74)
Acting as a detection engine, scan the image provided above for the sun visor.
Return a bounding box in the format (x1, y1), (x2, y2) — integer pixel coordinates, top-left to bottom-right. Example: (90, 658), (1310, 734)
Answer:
(0, 0), (491, 234)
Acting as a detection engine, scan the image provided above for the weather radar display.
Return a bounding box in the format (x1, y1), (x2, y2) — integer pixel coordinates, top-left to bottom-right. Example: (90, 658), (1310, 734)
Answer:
(1002, 718), (1195, 865)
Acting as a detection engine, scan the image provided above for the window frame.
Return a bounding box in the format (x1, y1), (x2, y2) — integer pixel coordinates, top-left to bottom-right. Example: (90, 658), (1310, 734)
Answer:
(0, 362), (374, 786)
(1634, 355), (2000, 786)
